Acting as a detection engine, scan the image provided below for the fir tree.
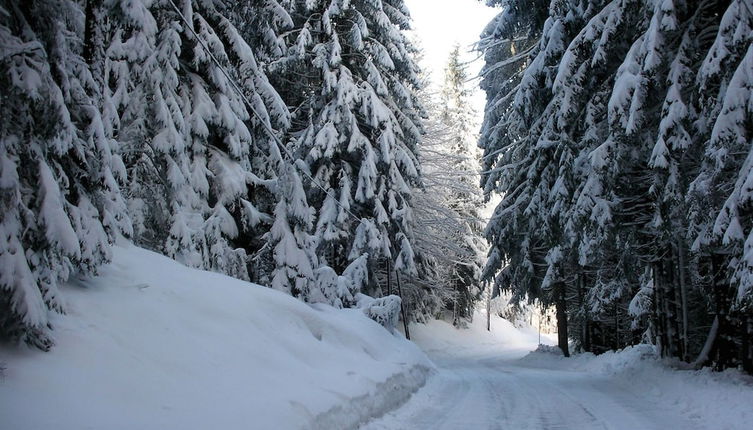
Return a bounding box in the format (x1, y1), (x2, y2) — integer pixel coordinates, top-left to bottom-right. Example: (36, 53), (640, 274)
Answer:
(273, 0), (424, 305)
(0, 0), (129, 348)
(438, 45), (486, 325)
(109, 0), (289, 281)
(478, 0), (753, 370)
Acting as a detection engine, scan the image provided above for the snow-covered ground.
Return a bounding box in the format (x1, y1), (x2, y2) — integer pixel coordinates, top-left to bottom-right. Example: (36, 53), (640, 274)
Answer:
(407, 310), (558, 362)
(365, 311), (753, 430)
(0, 244), (431, 430)
(2, 244), (751, 430)
(521, 344), (753, 430)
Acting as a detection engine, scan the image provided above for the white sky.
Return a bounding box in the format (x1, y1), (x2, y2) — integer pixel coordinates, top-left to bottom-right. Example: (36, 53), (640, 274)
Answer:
(404, 0), (500, 116)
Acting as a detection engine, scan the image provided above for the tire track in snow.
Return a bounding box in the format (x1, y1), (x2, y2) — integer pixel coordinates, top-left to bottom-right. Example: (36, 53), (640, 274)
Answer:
(361, 356), (702, 430)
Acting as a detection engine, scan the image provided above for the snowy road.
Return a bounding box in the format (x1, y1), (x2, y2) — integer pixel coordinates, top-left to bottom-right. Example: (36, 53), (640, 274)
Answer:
(364, 356), (701, 429)
(361, 317), (704, 430)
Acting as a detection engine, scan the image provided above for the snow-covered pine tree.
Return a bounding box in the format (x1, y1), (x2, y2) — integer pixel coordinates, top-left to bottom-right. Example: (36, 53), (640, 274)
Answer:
(438, 45), (486, 325)
(711, 47), (753, 306)
(402, 40), (483, 323)
(478, 0), (753, 371)
(595, 0), (724, 360)
(479, 0), (614, 355)
(592, 0), (753, 364)
(553, 0), (653, 354)
(108, 0), (289, 281)
(222, 0), (298, 285)
(268, 161), (318, 296)
(477, 0), (550, 199)
(0, 0), (130, 348)
(686, 0), (753, 370)
(273, 0), (424, 306)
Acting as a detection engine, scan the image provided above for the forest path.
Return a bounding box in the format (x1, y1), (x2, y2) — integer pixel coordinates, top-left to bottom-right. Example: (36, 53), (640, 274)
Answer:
(361, 331), (701, 430)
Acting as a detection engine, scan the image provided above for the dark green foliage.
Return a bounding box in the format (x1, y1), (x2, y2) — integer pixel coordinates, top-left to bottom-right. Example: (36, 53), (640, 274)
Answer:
(478, 0), (753, 371)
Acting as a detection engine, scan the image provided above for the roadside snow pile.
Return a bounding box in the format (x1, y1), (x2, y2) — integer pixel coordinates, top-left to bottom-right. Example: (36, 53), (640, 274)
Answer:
(408, 310), (556, 361)
(521, 345), (753, 430)
(0, 244), (432, 430)
(532, 343), (563, 355)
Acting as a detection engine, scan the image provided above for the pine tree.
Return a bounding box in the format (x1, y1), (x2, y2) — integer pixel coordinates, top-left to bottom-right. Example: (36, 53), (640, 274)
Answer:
(687, 0), (753, 369)
(273, 0), (424, 305)
(438, 45), (486, 325)
(0, 0), (129, 348)
(108, 0), (289, 281)
(478, 0), (753, 370)
(479, 0), (609, 355)
(268, 162), (318, 297)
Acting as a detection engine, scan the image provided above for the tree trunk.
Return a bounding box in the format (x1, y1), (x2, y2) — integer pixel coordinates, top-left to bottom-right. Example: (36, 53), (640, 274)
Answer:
(693, 315), (719, 369)
(742, 316), (752, 374)
(386, 259), (392, 296)
(676, 238), (689, 361)
(665, 253), (682, 359)
(395, 270), (410, 340)
(452, 278), (459, 327)
(586, 320), (592, 353)
(556, 283), (570, 357)
(652, 263), (666, 356)
(614, 302), (620, 350)
(577, 273), (591, 352)
(711, 253), (730, 370)
(486, 282), (491, 331)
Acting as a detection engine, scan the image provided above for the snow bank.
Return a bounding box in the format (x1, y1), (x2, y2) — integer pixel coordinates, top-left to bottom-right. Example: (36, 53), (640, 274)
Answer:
(521, 345), (753, 430)
(0, 244), (431, 430)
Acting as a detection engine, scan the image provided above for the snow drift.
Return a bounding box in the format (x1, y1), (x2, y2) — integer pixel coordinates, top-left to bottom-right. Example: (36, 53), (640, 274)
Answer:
(521, 344), (753, 430)
(0, 244), (431, 430)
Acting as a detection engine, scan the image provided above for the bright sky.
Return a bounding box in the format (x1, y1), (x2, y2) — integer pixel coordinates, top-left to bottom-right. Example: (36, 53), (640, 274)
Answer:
(404, 0), (500, 116)
(404, 0), (502, 218)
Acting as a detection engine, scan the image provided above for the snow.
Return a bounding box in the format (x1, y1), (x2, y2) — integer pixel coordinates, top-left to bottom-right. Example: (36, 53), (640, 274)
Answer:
(522, 345), (753, 430)
(364, 311), (751, 430)
(39, 160), (80, 258)
(0, 243), (431, 430)
(2, 245), (751, 430)
(407, 310), (555, 362)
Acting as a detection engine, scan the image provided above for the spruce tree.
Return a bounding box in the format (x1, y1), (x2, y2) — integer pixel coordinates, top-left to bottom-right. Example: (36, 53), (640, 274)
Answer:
(478, 0), (753, 369)
(109, 0), (289, 281)
(438, 45), (486, 325)
(0, 0), (129, 348)
(273, 0), (424, 305)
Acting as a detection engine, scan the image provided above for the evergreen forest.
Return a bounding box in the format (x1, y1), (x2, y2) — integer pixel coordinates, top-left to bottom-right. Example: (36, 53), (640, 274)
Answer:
(1, 0), (752, 376)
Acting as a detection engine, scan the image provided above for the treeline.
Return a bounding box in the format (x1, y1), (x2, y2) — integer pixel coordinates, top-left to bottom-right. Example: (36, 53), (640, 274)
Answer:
(478, 0), (753, 372)
(0, 0), (484, 349)
(413, 45), (487, 325)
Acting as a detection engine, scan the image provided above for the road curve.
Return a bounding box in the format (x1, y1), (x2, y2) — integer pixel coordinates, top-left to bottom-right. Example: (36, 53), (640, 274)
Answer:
(361, 355), (702, 430)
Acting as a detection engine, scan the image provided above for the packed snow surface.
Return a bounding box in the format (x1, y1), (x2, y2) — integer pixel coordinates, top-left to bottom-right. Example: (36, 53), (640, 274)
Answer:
(2, 245), (751, 430)
(0, 244), (431, 430)
(364, 312), (753, 430)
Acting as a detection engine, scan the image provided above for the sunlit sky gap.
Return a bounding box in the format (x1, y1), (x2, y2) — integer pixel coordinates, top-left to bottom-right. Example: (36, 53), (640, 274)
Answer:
(404, 0), (500, 123)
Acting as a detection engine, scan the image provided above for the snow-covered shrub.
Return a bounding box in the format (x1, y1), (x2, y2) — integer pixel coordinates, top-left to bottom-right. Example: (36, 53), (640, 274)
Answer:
(357, 294), (402, 332)
(534, 344), (564, 355)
